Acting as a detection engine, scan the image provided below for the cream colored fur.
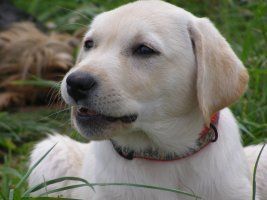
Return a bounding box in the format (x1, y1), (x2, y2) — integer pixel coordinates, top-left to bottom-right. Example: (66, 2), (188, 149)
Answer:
(29, 1), (266, 199)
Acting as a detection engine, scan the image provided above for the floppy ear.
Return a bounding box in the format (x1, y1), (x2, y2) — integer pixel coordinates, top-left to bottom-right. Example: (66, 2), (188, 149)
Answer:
(188, 18), (249, 125)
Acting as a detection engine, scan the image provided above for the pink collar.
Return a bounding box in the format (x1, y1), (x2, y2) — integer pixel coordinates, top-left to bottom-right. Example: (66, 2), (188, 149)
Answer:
(111, 112), (220, 161)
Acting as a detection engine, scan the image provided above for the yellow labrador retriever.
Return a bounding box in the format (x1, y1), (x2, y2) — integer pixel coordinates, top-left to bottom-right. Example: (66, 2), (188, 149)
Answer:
(29, 1), (267, 199)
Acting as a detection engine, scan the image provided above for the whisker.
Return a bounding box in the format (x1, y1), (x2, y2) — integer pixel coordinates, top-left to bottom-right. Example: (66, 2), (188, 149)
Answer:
(39, 107), (71, 121)
(56, 6), (91, 21)
(56, 23), (88, 32)
(47, 81), (61, 108)
(47, 88), (59, 108)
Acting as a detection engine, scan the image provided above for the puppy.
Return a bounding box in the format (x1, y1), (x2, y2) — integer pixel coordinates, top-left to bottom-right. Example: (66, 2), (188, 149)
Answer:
(29, 1), (267, 199)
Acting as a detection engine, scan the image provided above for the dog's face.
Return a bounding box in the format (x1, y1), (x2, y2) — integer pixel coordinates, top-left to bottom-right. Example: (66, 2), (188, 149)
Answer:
(61, 1), (248, 141)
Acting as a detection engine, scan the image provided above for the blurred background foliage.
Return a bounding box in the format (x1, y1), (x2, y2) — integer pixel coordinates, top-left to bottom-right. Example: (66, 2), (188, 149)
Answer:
(0, 0), (266, 199)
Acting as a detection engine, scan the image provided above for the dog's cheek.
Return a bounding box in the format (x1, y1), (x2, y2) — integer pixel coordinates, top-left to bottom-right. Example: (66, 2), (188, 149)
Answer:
(122, 67), (164, 101)
(157, 64), (197, 115)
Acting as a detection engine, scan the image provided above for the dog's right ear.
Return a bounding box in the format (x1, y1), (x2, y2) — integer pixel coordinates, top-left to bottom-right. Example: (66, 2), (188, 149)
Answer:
(188, 18), (249, 126)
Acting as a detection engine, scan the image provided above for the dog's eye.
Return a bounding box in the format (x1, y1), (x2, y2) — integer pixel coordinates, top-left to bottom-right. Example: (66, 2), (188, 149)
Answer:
(84, 40), (94, 50)
(134, 44), (157, 56)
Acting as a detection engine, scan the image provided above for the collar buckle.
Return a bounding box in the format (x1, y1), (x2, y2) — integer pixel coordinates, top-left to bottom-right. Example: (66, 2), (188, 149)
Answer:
(210, 123), (218, 142)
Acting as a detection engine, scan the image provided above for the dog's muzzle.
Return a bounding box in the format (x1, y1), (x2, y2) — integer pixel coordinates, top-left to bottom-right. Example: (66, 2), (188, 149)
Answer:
(64, 71), (138, 139)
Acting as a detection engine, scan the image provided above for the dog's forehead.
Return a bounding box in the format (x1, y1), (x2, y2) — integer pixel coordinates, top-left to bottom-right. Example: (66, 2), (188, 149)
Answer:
(89, 1), (193, 40)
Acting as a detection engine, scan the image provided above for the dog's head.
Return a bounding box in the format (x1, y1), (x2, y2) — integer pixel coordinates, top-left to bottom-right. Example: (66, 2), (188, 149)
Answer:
(61, 1), (248, 142)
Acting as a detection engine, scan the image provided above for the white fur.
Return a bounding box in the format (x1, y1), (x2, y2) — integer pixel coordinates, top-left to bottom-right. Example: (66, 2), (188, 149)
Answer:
(29, 1), (266, 199)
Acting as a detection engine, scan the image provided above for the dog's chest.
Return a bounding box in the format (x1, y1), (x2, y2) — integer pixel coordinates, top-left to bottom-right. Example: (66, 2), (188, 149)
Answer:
(75, 142), (205, 200)
(75, 141), (252, 200)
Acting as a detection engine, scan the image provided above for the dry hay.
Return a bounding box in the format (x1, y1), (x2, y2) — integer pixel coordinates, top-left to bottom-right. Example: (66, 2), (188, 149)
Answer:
(0, 22), (79, 109)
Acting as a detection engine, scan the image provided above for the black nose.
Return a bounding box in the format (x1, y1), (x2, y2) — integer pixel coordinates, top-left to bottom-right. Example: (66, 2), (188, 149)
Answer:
(66, 71), (97, 102)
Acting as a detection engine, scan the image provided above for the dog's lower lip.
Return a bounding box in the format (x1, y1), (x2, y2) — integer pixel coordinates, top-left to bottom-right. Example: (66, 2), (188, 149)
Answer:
(78, 107), (98, 116)
(76, 107), (137, 123)
(120, 115), (138, 123)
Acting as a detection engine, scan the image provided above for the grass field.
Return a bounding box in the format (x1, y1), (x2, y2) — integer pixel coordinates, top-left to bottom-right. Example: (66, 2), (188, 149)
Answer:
(0, 0), (266, 199)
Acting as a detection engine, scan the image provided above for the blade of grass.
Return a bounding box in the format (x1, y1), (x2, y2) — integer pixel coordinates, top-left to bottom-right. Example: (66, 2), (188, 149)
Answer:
(42, 176), (48, 197)
(252, 143), (266, 200)
(0, 122), (21, 141)
(91, 182), (202, 199)
(11, 78), (60, 90)
(23, 177), (94, 197)
(28, 178), (202, 199)
(8, 189), (14, 200)
(22, 197), (81, 200)
(238, 123), (256, 140)
(47, 183), (201, 199)
(38, 183), (88, 197)
(1, 167), (23, 179)
(15, 144), (57, 190)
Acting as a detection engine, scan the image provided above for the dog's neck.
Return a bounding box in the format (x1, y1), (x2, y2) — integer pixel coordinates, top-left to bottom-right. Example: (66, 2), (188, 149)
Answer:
(112, 108), (214, 159)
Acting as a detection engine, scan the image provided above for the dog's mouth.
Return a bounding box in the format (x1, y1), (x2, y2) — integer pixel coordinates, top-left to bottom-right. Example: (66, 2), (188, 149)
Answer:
(76, 106), (138, 124)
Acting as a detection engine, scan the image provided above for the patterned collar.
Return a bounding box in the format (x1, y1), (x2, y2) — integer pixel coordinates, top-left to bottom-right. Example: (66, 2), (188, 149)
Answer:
(110, 112), (220, 161)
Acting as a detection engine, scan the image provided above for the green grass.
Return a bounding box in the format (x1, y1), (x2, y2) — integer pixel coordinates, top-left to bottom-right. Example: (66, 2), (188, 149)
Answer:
(1, 0), (266, 199)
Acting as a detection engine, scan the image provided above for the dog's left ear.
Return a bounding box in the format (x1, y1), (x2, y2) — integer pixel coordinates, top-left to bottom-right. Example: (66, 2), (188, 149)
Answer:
(188, 18), (249, 125)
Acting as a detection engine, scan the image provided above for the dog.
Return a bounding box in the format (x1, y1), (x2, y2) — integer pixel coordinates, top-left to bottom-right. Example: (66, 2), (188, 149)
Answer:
(29, 1), (267, 199)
